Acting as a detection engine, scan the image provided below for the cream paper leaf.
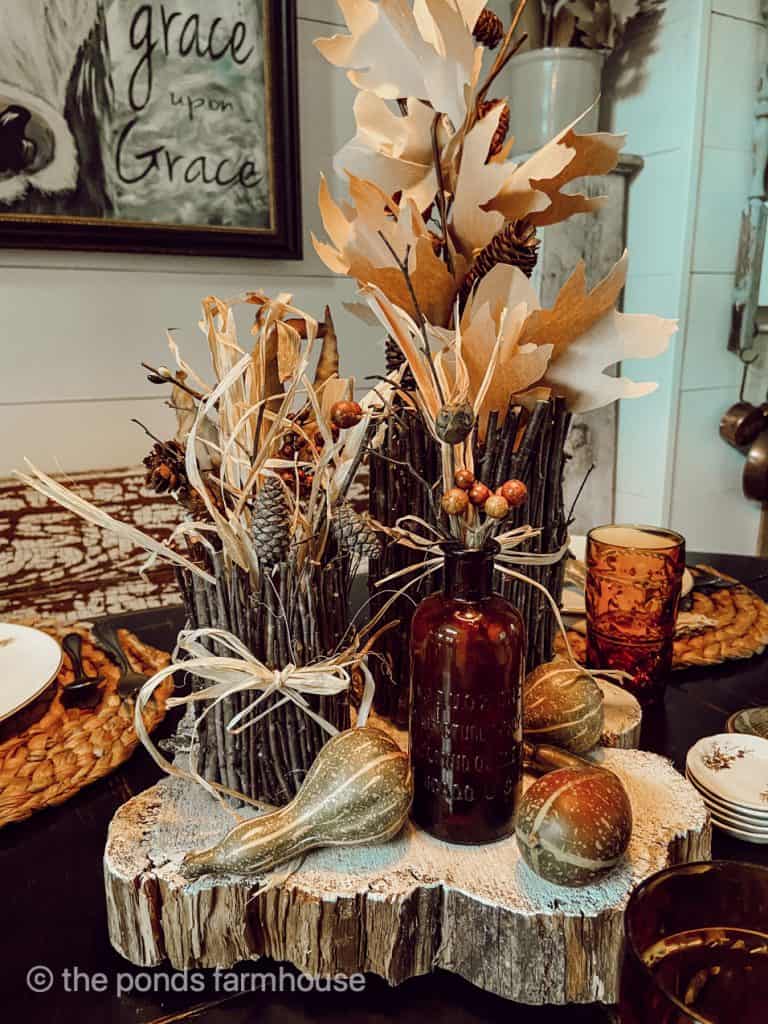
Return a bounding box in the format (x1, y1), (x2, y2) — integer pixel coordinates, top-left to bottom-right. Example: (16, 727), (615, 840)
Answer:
(449, 104), (509, 258)
(520, 252), (676, 413)
(315, 0), (481, 128)
(459, 264), (553, 430)
(333, 94), (438, 212)
(542, 310), (674, 413)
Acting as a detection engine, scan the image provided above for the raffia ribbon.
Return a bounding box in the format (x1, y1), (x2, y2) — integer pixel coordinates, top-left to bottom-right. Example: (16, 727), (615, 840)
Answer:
(376, 521), (630, 686)
(134, 627), (374, 812)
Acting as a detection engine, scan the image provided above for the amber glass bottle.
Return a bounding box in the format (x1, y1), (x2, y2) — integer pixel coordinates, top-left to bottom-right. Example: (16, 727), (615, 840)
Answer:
(409, 542), (525, 843)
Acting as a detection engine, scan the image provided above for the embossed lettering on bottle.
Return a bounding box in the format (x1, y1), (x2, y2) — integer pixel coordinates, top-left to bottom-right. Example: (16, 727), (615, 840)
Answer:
(409, 543), (525, 843)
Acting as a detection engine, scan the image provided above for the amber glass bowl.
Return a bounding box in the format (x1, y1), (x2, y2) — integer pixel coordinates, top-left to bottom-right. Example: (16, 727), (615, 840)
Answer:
(585, 524), (685, 705)
(620, 860), (768, 1023)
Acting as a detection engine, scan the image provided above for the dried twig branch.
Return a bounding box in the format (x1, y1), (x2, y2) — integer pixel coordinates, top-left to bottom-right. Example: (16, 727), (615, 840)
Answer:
(366, 447), (449, 534)
(376, 232), (447, 406)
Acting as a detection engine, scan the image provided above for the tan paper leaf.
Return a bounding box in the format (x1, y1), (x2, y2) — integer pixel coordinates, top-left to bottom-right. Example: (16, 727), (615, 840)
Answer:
(488, 111), (625, 226)
(520, 253), (626, 355)
(528, 129), (626, 227)
(334, 94), (437, 211)
(313, 176), (459, 325)
(519, 252), (677, 413)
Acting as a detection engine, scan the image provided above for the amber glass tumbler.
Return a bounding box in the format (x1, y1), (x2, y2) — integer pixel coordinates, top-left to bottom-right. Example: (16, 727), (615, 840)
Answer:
(620, 860), (768, 1023)
(586, 525), (685, 705)
(409, 543), (525, 844)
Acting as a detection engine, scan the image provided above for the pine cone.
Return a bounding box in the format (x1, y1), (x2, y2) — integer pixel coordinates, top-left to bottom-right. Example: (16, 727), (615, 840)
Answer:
(252, 476), (291, 567)
(459, 220), (540, 308)
(333, 504), (382, 560)
(473, 8), (504, 48)
(143, 440), (188, 495)
(183, 485), (224, 521)
(478, 99), (510, 159)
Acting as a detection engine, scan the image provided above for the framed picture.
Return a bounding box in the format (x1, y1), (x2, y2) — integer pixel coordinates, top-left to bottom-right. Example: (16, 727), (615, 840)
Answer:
(0, 0), (301, 258)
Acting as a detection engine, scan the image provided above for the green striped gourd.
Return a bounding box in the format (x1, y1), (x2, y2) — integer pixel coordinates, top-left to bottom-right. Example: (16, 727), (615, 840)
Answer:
(182, 727), (412, 878)
(523, 660), (604, 754)
(515, 767), (633, 887)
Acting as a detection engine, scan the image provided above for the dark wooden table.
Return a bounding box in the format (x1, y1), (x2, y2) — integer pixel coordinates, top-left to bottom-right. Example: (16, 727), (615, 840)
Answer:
(3, 553), (768, 1024)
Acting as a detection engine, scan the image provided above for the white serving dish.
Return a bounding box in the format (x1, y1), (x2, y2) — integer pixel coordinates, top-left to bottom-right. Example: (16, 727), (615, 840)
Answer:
(0, 623), (62, 723)
(686, 733), (768, 813)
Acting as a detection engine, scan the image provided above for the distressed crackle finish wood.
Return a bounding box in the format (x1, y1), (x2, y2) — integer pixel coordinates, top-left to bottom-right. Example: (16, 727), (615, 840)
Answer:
(1, 468), (180, 627)
(2, 466), (369, 628)
(104, 740), (710, 1005)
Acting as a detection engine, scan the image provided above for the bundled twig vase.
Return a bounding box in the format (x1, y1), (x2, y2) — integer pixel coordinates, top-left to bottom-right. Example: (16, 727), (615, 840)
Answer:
(175, 552), (351, 806)
(18, 293), (376, 807)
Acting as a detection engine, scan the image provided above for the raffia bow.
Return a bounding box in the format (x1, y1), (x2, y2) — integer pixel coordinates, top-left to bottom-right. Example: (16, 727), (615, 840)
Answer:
(134, 627), (375, 813)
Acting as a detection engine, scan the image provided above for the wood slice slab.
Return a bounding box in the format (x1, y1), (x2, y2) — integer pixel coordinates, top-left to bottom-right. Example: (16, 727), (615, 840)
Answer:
(598, 681), (642, 749)
(104, 747), (708, 1005)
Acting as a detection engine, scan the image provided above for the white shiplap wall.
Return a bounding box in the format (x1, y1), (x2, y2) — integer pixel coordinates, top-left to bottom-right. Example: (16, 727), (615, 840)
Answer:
(669, 4), (767, 553)
(609, 1), (767, 553)
(0, 4), (383, 478)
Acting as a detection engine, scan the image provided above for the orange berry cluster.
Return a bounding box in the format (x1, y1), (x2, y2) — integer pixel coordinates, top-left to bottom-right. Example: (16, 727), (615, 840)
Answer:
(274, 401), (361, 499)
(441, 469), (527, 521)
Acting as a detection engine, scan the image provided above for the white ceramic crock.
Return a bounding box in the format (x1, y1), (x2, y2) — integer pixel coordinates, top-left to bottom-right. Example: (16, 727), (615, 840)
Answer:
(503, 47), (605, 155)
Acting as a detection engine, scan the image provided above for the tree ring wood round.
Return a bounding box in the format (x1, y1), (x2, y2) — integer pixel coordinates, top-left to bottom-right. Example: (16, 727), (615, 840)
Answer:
(598, 680), (642, 749)
(104, 735), (708, 1006)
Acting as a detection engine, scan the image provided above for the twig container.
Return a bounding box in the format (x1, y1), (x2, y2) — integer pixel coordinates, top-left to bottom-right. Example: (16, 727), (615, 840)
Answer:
(175, 550), (351, 806)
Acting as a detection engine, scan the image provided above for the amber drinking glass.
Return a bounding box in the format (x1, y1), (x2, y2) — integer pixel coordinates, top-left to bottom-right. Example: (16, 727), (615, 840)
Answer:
(585, 525), (685, 705)
(409, 542), (525, 844)
(619, 860), (768, 1023)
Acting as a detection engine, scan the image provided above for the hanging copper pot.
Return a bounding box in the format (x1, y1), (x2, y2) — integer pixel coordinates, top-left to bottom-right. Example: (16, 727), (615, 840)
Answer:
(720, 401), (767, 451)
(743, 426), (768, 501)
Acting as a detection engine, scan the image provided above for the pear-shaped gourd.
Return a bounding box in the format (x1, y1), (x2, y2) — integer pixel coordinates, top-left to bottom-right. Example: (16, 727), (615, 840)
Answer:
(523, 660), (604, 754)
(182, 727), (412, 878)
(515, 766), (633, 887)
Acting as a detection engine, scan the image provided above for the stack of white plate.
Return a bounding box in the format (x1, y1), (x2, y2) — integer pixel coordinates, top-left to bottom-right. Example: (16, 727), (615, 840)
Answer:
(686, 733), (768, 844)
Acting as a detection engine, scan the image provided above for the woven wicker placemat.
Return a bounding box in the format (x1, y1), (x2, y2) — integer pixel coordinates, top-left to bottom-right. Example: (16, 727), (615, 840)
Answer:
(556, 565), (768, 670)
(0, 626), (173, 828)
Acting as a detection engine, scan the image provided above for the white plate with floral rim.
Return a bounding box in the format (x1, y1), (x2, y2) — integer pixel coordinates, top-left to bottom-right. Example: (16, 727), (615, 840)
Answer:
(686, 769), (768, 823)
(686, 733), (768, 813)
(709, 803), (768, 834)
(0, 624), (62, 723)
(709, 815), (768, 844)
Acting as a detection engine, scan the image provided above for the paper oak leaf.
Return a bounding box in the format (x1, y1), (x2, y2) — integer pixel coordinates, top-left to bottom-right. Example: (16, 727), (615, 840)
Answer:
(488, 111), (626, 227)
(314, 0), (483, 129)
(313, 174), (460, 325)
(520, 252), (677, 413)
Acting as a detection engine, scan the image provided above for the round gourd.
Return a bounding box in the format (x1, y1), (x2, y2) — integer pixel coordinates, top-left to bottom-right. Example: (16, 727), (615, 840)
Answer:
(524, 660), (604, 753)
(515, 766), (633, 887)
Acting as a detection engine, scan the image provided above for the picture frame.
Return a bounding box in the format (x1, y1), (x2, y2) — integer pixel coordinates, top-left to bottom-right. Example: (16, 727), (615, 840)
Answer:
(0, 0), (302, 259)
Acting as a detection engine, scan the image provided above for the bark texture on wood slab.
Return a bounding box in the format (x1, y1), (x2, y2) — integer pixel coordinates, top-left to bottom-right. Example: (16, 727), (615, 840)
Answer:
(104, 746), (709, 1005)
(597, 681), (642, 750)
